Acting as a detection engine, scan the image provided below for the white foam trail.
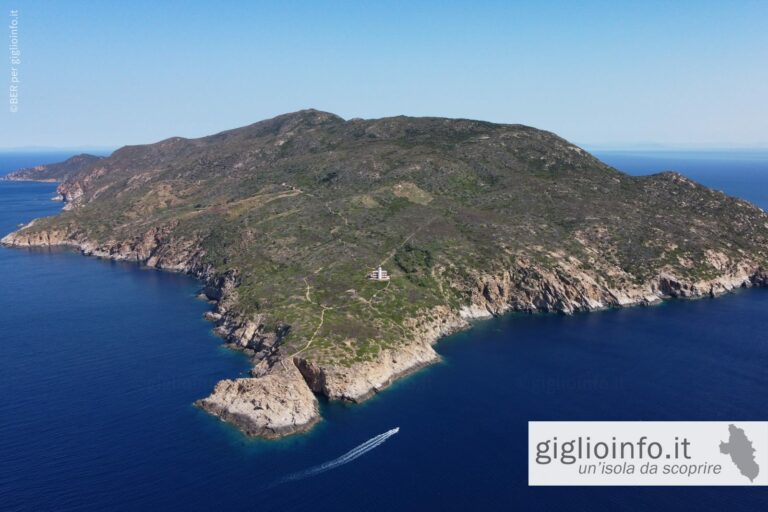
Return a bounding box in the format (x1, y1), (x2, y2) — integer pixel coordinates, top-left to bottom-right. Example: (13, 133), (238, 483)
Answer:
(276, 427), (400, 485)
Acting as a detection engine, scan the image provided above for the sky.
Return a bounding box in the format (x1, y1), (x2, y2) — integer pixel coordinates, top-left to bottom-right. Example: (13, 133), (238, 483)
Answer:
(1, 0), (766, 150)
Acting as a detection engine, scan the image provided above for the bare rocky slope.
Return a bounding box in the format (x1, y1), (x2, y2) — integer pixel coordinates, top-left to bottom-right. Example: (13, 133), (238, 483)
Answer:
(3, 110), (768, 438)
(2, 153), (103, 182)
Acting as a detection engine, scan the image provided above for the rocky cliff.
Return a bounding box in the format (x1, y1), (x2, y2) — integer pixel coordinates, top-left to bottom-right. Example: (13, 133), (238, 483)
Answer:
(3, 110), (768, 438)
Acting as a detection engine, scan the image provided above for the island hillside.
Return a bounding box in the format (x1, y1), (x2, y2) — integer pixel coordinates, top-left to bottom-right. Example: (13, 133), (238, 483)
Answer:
(3, 110), (768, 438)
(2, 153), (104, 182)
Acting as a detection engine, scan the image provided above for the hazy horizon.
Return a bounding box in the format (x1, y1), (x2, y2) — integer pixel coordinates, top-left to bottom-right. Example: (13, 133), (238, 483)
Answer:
(2, 110), (768, 154)
(2, 1), (766, 149)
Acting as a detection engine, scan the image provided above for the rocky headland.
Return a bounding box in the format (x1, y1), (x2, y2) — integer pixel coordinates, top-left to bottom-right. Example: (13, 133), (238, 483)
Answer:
(1, 153), (103, 183)
(3, 110), (768, 437)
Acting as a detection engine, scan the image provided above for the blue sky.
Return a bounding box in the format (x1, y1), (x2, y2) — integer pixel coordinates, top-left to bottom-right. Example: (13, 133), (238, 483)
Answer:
(1, 0), (766, 149)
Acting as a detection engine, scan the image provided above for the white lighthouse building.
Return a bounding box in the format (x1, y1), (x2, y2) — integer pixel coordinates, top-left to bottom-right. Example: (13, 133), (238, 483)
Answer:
(368, 266), (390, 281)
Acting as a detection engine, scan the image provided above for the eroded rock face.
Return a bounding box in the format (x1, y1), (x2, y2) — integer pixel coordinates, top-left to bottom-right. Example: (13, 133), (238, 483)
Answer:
(194, 361), (319, 439)
(294, 304), (474, 402)
(1, 224), (74, 247)
(1, 223), (203, 272)
(467, 259), (765, 316)
(295, 341), (439, 402)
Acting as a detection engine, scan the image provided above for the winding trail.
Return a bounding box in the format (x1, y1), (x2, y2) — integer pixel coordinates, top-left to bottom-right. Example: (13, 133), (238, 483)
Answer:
(292, 278), (332, 358)
(291, 305), (331, 358)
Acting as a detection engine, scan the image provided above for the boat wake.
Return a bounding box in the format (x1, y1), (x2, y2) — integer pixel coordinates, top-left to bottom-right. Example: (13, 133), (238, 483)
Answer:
(273, 427), (400, 486)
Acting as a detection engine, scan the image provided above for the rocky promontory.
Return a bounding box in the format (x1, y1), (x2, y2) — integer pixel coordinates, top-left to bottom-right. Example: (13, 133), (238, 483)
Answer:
(1, 153), (103, 183)
(195, 361), (320, 438)
(3, 110), (768, 438)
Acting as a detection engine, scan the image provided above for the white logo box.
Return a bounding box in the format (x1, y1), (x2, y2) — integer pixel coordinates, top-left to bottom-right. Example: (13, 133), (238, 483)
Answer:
(529, 421), (768, 486)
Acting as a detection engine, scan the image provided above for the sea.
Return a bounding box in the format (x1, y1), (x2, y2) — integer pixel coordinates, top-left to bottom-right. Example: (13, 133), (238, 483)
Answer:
(0, 150), (766, 511)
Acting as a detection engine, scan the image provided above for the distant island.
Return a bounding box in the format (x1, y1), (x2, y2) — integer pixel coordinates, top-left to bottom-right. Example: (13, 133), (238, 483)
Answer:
(1, 154), (104, 182)
(3, 110), (767, 438)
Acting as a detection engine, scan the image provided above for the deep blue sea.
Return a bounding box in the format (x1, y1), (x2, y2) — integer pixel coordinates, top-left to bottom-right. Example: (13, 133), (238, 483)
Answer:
(1, 151), (767, 511)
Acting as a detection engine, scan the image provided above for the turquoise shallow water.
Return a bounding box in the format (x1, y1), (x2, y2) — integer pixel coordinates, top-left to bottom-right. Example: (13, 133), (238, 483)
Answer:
(1, 152), (767, 511)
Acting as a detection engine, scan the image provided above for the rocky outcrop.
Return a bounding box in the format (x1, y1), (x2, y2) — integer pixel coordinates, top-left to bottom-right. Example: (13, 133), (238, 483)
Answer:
(194, 360), (320, 438)
(295, 341), (438, 402)
(1, 222), (75, 247)
(56, 164), (112, 209)
(293, 304), (479, 402)
(1, 223), (203, 273)
(467, 258), (765, 317)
